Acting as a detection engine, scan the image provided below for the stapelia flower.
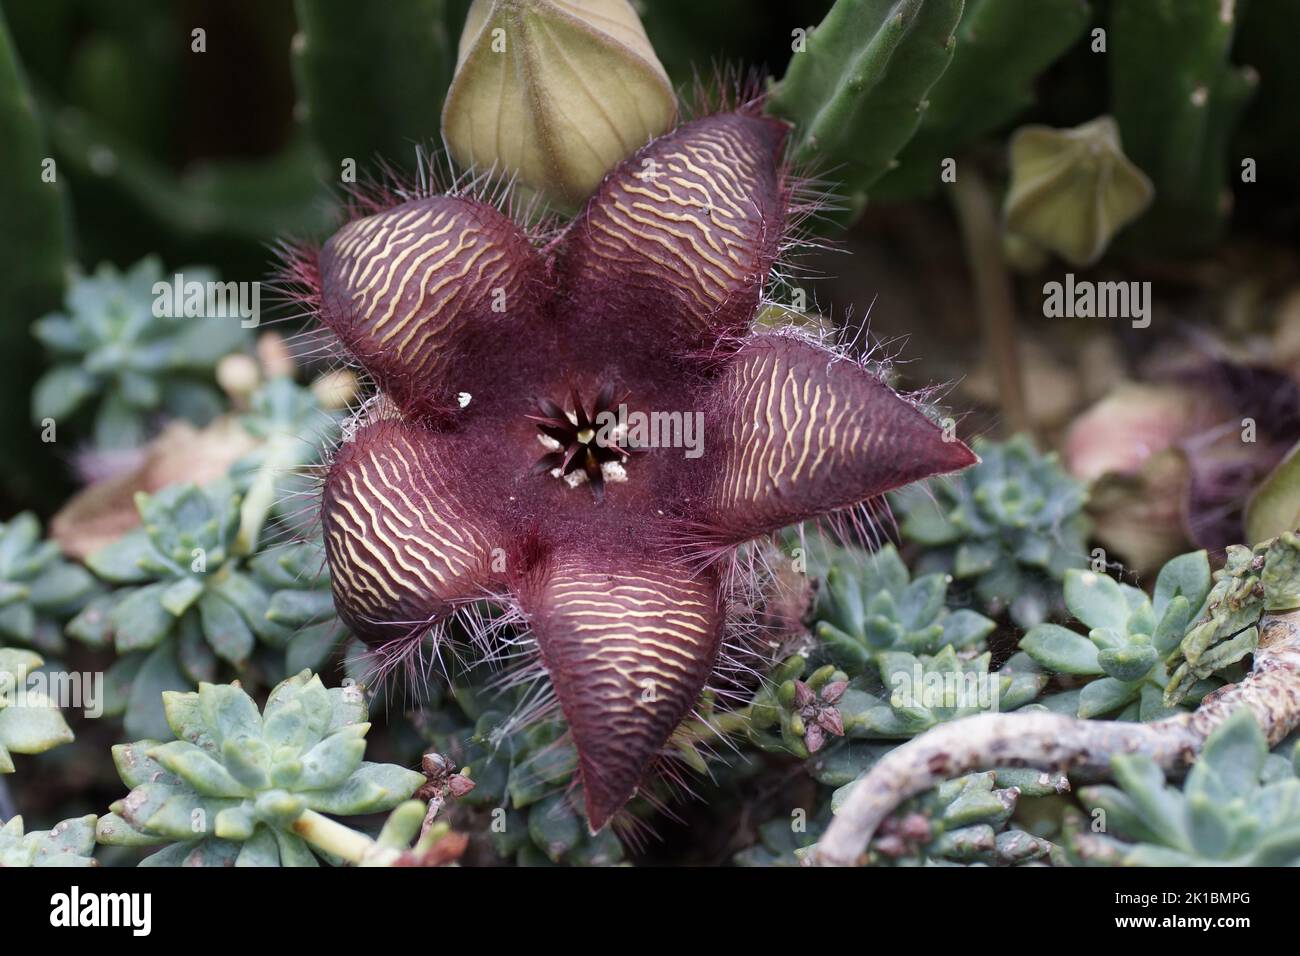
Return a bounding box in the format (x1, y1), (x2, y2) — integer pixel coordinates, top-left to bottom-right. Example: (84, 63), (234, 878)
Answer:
(291, 104), (976, 830)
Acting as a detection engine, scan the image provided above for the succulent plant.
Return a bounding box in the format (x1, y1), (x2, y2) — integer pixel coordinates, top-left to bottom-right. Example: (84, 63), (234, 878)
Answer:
(766, 0), (964, 222)
(31, 256), (250, 449)
(1163, 534), (1300, 705)
(873, 0), (1092, 200)
(0, 511), (99, 655)
(442, 0), (676, 209)
(745, 646), (1044, 759)
(813, 543), (998, 670)
(228, 374), (342, 549)
(248, 536), (345, 676)
(893, 434), (1090, 628)
(736, 767), (1061, 867)
(1020, 551), (1218, 720)
(289, 104), (976, 832)
(68, 479), (283, 739)
(96, 671), (425, 866)
(1109, 0), (1258, 252)
(0, 814), (98, 866)
(428, 684), (626, 866)
(0, 647), (74, 772)
(1003, 116), (1154, 267)
(1069, 708), (1300, 865)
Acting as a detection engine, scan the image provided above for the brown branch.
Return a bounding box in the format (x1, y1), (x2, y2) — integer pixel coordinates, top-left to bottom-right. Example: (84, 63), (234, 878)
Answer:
(810, 609), (1300, 866)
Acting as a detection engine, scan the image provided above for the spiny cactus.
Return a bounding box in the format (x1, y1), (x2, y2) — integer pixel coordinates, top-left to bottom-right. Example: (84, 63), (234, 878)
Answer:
(0, 647), (74, 772)
(1164, 534), (1300, 705)
(813, 543), (998, 668)
(1021, 551), (1217, 719)
(766, 0), (965, 221)
(96, 671), (425, 866)
(1069, 708), (1300, 865)
(31, 256), (250, 449)
(873, 0), (1092, 200)
(0, 511), (99, 655)
(68, 480), (283, 738)
(0, 814), (97, 866)
(893, 434), (1090, 628)
(1109, 0), (1258, 252)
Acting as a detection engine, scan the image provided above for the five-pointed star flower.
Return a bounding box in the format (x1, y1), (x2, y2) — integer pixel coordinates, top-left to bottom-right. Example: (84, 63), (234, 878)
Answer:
(296, 105), (976, 830)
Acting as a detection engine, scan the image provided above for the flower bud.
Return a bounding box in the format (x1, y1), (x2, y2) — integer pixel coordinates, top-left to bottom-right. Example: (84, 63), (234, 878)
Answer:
(1003, 116), (1154, 267)
(442, 0), (677, 209)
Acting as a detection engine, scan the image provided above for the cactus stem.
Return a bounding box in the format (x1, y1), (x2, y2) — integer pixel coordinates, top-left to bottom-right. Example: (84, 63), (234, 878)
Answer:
(949, 167), (1029, 434)
(811, 608), (1300, 865)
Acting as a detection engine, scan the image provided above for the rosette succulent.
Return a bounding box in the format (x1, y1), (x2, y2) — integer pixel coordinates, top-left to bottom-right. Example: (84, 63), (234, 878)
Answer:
(813, 543), (998, 668)
(1069, 708), (1300, 866)
(1020, 551), (1218, 720)
(249, 536), (345, 676)
(0, 647), (75, 772)
(0, 511), (99, 655)
(0, 814), (98, 866)
(31, 256), (249, 449)
(96, 671), (425, 866)
(68, 480), (283, 738)
(289, 104), (976, 829)
(893, 434), (1090, 627)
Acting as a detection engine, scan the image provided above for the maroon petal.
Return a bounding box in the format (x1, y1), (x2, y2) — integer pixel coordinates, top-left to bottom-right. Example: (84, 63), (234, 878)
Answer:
(696, 334), (977, 544)
(520, 553), (723, 830)
(318, 196), (543, 420)
(555, 111), (790, 349)
(322, 417), (496, 646)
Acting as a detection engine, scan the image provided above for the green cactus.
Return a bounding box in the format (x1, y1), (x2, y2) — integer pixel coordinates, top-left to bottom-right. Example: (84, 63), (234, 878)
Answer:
(0, 647), (74, 772)
(766, 0), (965, 223)
(873, 0), (1092, 200)
(737, 767), (1060, 866)
(892, 434), (1090, 628)
(0, 814), (97, 866)
(1109, 0), (1258, 252)
(0, 6), (70, 506)
(0, 511), (99, 656)
(292, 0), (451, 177)
(1069, 708), (1300, 865)
(96, 671), (425, 866)
(31, 256), (250, 450)
(68, 480), (284, 739)
(814, 543), (998, 669)
(1021, 551), (1219, 720)
(1163, 534), (1300, 706)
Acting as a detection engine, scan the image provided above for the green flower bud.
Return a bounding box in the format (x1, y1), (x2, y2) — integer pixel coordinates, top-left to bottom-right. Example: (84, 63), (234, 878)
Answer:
(442, 0), (677, 209)
(1003, 116), (1154, 267)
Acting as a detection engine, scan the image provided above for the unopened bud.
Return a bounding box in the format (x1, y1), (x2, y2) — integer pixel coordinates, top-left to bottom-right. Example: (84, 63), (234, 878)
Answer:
(442, 0), (676, 209)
